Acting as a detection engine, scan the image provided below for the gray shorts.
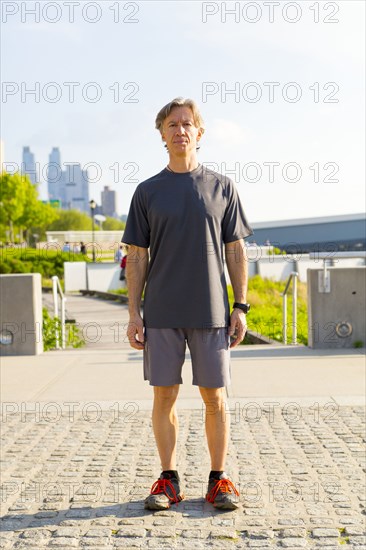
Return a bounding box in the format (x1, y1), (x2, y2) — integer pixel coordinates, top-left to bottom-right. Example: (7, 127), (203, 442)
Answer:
(143, 327), (231, 388)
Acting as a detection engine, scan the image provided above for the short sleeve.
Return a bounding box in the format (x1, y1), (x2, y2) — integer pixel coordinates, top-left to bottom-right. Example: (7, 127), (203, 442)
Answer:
(222, 179), (253, 244)
(121, 185), (150, 248)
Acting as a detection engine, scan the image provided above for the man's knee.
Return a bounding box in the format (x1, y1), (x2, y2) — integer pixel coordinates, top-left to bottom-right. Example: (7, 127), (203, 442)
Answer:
(199, 386), (226, 414)
(153, 385), (180, 408)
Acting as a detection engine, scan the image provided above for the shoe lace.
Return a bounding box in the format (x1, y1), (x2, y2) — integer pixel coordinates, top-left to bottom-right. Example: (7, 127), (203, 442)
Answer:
(150, 478), (179, 502)
(206, 478), (240, 503)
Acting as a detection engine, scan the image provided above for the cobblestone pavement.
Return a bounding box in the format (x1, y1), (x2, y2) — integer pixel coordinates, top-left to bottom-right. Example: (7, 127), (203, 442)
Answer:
(1, 405), (365, 549)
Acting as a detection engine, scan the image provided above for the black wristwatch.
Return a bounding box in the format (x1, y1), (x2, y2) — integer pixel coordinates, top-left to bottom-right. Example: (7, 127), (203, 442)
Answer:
(233, 302), (251, 314)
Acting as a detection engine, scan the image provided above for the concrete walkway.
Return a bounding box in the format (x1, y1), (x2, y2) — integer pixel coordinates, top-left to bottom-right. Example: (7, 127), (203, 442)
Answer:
(0, 294), (365, 549)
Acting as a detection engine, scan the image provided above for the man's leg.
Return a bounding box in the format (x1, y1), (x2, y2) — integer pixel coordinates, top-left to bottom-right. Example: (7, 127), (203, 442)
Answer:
(144, 384), (183, 510)
(199, 385), (239, 509)
(152, 384), (180, 469)
(143, 329), (186, 510)
(199, 386), (228, 470)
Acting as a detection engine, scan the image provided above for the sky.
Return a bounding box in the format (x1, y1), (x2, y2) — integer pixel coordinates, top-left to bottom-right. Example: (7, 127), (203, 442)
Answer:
(1, 0), (365, 222)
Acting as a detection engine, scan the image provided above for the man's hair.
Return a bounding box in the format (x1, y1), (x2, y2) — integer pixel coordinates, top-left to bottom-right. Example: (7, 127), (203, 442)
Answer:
(155, 98), (205, 151)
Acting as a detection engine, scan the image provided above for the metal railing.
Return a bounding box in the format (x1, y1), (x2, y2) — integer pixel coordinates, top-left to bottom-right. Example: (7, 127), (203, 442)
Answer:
(282, 271), (298, 345)
(52, 275), (66, 349)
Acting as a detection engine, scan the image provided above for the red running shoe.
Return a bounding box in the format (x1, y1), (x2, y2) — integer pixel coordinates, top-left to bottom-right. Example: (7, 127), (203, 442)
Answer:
(206, 472), (240, 510)
(144, 472), (184, 510)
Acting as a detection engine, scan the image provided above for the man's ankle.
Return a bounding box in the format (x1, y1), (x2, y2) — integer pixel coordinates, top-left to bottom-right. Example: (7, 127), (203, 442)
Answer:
(161, 470), (179, 481)
(209, 470), (225, 480)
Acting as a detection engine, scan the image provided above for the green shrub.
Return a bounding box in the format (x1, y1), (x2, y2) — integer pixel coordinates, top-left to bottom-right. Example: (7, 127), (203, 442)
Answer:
(42, 307), (85, 351)
(0, 260), (12, 274)
(0, 258), (31, 274)
(0, 248), (87, 279)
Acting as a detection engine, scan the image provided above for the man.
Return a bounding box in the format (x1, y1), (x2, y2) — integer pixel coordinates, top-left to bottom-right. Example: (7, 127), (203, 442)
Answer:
(115, 244), (124, 263)
(122, 97), (253, 511)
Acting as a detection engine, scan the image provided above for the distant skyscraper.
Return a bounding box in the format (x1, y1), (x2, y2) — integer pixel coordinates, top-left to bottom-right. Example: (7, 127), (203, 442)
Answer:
(101, 186), (117, 218)
(45, 148), (90, 212)
(47, 147), (63, 202)
(63, 163), (90, 213)
(22, 146), (38, 184)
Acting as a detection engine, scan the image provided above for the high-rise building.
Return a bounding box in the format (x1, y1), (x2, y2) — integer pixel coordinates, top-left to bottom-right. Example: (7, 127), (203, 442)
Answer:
(101, 186), (117, 218)
(63, 163), (90, 213)
(22, 146), (38, 184)
(45, 148), (90, 213)
(47, 147), (64, 202)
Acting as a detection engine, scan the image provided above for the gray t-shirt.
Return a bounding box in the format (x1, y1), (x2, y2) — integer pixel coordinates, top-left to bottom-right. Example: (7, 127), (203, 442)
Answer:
(122, 163), (253, 328)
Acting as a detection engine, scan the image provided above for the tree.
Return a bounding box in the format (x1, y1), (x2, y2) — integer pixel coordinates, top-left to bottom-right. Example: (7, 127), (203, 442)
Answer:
(0, 172), (28, 241)
(17, 180), (59, 241)
(0, 172), (60, 243)
(48, 209), (93, 231)
(102, 217), (125, 230)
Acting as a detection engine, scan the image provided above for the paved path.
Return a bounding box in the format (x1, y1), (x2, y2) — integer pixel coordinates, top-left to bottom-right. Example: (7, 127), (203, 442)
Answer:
(0, 294), (365, 549)
(42, 293), (131, 350)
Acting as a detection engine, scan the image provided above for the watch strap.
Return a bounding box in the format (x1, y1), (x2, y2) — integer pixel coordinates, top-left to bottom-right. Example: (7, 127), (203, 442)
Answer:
(233, 302), (250, 314)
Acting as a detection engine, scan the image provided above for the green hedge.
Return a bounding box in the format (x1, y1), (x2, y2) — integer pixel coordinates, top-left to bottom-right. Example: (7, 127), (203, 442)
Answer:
(0, 248), (86, 279)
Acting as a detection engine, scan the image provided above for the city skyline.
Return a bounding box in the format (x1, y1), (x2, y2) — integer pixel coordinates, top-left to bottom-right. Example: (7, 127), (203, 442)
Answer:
(18, 144), (119, 217)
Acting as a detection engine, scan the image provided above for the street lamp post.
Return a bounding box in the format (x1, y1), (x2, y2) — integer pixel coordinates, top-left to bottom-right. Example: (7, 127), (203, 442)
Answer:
(89, 199), (96, 262)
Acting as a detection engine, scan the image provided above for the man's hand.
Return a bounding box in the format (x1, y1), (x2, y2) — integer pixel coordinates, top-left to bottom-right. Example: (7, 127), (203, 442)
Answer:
(228, 309), (247, 348)
(127, 315), (145, 350)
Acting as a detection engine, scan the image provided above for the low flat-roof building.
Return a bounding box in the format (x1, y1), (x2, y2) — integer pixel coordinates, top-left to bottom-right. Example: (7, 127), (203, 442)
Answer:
(248, 213), (365, 253)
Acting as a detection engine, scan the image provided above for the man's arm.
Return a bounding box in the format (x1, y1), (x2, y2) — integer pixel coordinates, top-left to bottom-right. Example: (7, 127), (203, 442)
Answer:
(225, 239), (249, 302)
(126, 244), (149, 315)
(225, 239), (249, 348)
(125, 244), (149, 350)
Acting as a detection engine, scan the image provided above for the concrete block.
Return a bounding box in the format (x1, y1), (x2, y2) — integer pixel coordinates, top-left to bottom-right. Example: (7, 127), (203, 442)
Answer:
(64, 262), (123, 292)
(307, 267), (366, 349)
(0, 273), (43, 355)
(87, 263), (121, 291)
(64, 261), (87, 292)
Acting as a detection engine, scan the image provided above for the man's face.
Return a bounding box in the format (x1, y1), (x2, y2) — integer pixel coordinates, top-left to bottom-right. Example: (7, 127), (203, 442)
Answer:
(161, 106), (202, 156)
